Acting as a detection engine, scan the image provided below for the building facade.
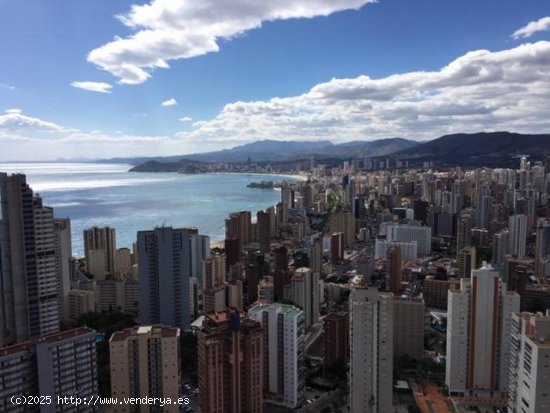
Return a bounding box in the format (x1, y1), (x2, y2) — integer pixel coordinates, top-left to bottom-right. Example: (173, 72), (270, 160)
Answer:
(446, 264), (520, 398)
(349, 286), (393, 413)
(110, 325), (181, 413)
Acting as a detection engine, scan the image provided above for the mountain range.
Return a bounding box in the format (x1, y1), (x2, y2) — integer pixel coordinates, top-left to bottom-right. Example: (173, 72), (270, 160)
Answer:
(126, 132), (550, 171)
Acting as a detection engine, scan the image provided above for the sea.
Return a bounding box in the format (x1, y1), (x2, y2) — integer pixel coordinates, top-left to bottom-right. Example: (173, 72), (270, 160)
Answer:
(0, 163), (302, 257)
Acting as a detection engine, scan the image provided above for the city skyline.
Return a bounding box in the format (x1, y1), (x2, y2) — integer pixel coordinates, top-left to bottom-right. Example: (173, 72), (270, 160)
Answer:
(1, 0), (550, 160)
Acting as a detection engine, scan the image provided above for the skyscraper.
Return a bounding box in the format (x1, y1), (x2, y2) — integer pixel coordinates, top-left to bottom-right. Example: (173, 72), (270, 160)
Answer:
(110, 325), (181, 412)
(290, 267), (319, 329)
(507, 310), (550, 413)
(393, 298), (425, 360)
(248, 302), (305, 409)
(83, 226), (116, 279)
(535, 218), (550, 276)
(349, 286), (393, 413)
(225, 211), (252, 252)
(323, 312), (348, 366)
(446, 263), (520, 397)
(198, 310), (263, 413)
(54, 218), (73, 323)
(456, 216), (472, 255)
(138, 226), (209, 332)
(457, 246), (476, 278)
(256, 210), (271, 254)
(386, 245), (402, 295)
(0, 174), (61, 346)
(508, 214), (527, 258)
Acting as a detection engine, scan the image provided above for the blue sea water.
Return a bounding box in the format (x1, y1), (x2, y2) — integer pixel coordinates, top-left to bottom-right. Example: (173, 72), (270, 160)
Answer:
(0, 163), (300, 257)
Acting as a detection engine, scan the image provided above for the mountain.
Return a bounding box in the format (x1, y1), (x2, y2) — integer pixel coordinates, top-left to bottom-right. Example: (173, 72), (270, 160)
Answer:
(108, 138), (418, 167)
(180, 138), (417, 163)
(323, 138), (418, 158)
(393, 132), (550, 166)
(183, 140), (335, 162)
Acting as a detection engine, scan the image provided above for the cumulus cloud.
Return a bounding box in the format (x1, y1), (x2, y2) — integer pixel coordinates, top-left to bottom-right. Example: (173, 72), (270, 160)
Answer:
(512, 16), (550, 39)
(87, 0), (374, 84)
(71, 81), (113, 93)
(161, 98), (178, 107)
(0, 109), (191, 161)
(177, 41), (550, 144)
(0, 109), (72, 132)
(179, 116), (193, 122)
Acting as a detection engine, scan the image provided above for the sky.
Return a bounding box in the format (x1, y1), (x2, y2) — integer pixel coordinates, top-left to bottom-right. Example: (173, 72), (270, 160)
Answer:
(1, 0), (550, 161)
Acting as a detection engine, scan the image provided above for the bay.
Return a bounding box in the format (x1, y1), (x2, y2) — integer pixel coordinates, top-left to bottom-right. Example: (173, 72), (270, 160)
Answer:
(0, 163), (300, 256)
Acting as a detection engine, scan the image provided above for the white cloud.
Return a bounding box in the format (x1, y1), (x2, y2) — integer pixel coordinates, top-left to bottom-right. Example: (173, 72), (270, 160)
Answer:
(179, 116), (193, 122)
(71, 81), (113, 93)
(4, 41), (550, 161)
(87, 0), (374, 84)
(512, 16), (550, 39)
(177, 41), (550, 144)
(0, 109), (72, 132)
(161, 98), (178, 107)
(0, 83), (15, 90)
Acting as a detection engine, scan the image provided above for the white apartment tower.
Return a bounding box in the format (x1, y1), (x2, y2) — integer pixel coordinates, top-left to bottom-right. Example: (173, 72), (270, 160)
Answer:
(248, 302), (305, 409)
(507, 310), (550, 413)
(446, 263), (520, 398)
(349, 286), (393, 413)
(290, 267), (320, 329)
(385, 223), (431, 255)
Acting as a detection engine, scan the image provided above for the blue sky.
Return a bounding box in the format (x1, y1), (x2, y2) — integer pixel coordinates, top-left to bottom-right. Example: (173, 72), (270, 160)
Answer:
(1, 0), (550, 160)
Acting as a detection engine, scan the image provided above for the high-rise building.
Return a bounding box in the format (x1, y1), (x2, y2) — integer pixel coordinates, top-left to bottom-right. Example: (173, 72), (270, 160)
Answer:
(290, 267), (319, 329)
(393, 298), (425, 360)
(225, 211), (252, 252)
(68, 289), (96, 321)
(508, 214), (527, 259)
(248, 303), (305, 409)
(308, 240), (322, 274)
(330, 208), (355, 246)
(456, 216), (472, 255)
(138, 226), (209, 332)
(83, 226), (117, 278)
(386, 223), (431, 255)
(387, 245), (402, 295)
(272, 246), (288, 300)
(423, 278), (461, 309)
(203, 254), (226, 290)
(375, 239), (418, 260)
(457, 246), (476, 278)
(0, 327), (99, 412)
(110, 325), (181, 413)
(446, 264), (520, 398)
(349, 286), (393, 413)
(492, 230), (509, 265)
(507, 311), (550, 413)
(323, 312), (348, 366)
(330, 232), (344, 265)
(37, 328), (98, 413)
(114, 247), (132, 276)
(535, 218), (550, 276)
(256, 210), (271, 254)
(54, 218), (73, 323)
(0, 174), (62, 346)
(197, 310), (263, 413)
